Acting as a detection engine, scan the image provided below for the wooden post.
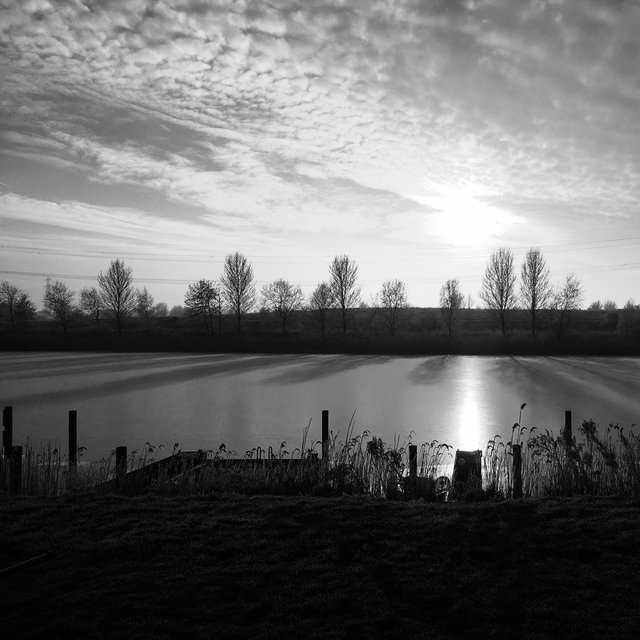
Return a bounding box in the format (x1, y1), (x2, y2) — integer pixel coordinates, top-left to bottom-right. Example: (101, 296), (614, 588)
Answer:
(115, 446), (127, 485)
(409, 444), (417, 478)
(2, 406), (12, 458)
(512, 443), (522, 499)
(564, 410), (572, 447)
(9, 445), (22, 495)
(407, 444), (418, 499)
(68, 410), (78, 470)
(322, 410), (329, 460)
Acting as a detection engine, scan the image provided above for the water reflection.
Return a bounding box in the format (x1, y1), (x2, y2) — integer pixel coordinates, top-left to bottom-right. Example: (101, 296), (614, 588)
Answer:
(1, 353), (639, 460)
(454, 358), (487, 450)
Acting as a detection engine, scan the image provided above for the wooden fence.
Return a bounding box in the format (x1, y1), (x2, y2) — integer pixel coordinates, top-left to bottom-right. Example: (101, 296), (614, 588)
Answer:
(1, 404), (576, 497)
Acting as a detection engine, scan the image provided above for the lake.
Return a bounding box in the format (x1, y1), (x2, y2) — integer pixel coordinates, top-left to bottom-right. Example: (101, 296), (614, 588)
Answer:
(1, 352), (639, 461)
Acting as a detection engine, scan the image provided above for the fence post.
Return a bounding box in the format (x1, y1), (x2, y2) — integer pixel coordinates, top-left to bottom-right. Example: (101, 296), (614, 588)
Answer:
(407, 444), (418, 499)
(115, 446), (127, 486)
(9, 445), (22, 495)
(563, 410), (572, 447)
(2, 406), (12, 458)
(69, 410), (78, 471)
(409, 445), (417, 478)
(512, 443), (522, 499)
(322, 410), (329, 460)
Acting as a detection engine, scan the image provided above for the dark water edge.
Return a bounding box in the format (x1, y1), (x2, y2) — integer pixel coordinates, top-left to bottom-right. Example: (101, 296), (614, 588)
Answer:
(2, 329), (640, 356)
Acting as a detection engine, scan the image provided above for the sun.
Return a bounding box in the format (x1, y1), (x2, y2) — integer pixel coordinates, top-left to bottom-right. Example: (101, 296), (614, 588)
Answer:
(423, 187), (517, 247)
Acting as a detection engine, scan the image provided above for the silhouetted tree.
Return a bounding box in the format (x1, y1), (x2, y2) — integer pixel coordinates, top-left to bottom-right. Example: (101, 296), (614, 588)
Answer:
(603, 300), (617, 312)
(185, 279), (222, 335)
(551, 273), (583, 338)
(153, 302), (169, 317)
(261, 279), (303, 334)
(480, 248), (517, 336)
(309, 282), (334, 341)
(43, 280), (75, 335)
(135, 287), (155, 331)
(80, 287), (103, 327)
(440, 279), (464, 339)
(15, 292), (36, 332)
(588, 300), (603, 311)
(379, 279), (407, 336)
(329, 255), (360, 336)
(97, 259), (136, 336)
(221, 252), (255, 333)
(169, 305), (184, 318)
(619, 299), (639, 339)
(0, 280), (20, 332)
(520, 248), (551, 337)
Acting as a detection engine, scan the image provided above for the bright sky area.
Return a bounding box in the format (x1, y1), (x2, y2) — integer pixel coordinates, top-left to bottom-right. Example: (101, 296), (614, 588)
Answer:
(1, 0), (639, 310)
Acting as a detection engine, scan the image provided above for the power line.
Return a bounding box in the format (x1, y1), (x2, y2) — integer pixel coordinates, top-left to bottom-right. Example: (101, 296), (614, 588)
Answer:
(2, 235), (640, 264)
(2, 261), (640, 288)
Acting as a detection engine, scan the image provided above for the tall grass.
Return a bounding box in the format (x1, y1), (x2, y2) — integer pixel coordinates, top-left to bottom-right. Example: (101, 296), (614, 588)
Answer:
(0, 439), (168, 496)
(2, 416), (640, 499)
(483, 420), (640, 499)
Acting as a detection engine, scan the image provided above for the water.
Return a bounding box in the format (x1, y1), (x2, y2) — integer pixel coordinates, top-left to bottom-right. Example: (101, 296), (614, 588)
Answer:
(1, 352), (639, 461)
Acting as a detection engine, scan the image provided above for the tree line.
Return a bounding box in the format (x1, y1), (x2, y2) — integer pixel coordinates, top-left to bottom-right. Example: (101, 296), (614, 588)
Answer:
(1, 247), (639, 341)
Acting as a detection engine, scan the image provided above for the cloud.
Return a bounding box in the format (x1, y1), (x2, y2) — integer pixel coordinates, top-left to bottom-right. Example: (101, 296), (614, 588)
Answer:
(1, 0), (640, 305)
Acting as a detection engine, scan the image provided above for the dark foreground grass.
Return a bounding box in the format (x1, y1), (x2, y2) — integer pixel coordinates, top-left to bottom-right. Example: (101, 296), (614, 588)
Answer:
(1, 495), (640, 639)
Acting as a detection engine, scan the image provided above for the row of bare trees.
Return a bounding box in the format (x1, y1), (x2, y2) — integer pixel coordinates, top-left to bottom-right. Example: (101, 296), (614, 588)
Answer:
(2, 247), (637, 340)
(181, 252), (411, 339)
(0, 281), (36, 332)
(0, 260), (164, 336)
(184, 253), (364, 337)
(477, 247), (584, 338)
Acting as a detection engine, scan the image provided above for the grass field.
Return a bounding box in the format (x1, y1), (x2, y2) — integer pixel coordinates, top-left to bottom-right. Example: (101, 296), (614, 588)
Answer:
(1, 494), (640, 639)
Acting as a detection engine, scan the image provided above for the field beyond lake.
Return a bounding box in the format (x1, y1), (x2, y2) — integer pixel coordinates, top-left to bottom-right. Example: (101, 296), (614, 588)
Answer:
(1, 494), (640, 639)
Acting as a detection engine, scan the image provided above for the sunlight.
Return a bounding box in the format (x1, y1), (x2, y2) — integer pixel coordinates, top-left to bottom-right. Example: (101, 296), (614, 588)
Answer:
(424, 187), (517, 247)
(455, 360), (487, 450)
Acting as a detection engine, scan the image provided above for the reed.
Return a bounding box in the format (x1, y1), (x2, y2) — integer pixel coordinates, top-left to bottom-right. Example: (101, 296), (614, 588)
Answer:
(2, 414), (640, 500)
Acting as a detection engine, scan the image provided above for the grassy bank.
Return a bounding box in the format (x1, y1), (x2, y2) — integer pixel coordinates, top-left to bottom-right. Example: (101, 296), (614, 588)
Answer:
(1, 494), (640, 639)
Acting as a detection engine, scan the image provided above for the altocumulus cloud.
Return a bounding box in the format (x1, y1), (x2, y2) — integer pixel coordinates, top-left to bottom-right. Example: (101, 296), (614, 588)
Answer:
(1, 0), (640, 305)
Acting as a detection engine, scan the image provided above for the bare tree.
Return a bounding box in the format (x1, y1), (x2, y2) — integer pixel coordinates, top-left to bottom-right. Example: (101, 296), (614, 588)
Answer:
(619, 299), (639, 339)
(440, 279), (465, 339)
(551, 273), (583, 338)
(480, 248), (518, 336)
(221, 252), (255, 332)
(309, 282), (334, 341)
(153, 302), (169, 317)
(261, 279), (304, 334)
(603, 300), (617, 312)
(185, 279), (222, 335)
(588, 300), (603, 311)
(136, 287), (155, 331)
(97, 259), (136, 336)
(80, 287), (103, 327)
(15, 292), (36, 332)
(0, 280), (20, 332)
(329, 255), (360, 336)
(43, 280), (75, 335)
(379, 279), (407, 336)
(520, 248), (551, 337)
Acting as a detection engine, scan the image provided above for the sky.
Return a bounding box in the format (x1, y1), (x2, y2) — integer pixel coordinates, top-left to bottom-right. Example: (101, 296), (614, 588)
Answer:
(1, 0), (639, 310)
